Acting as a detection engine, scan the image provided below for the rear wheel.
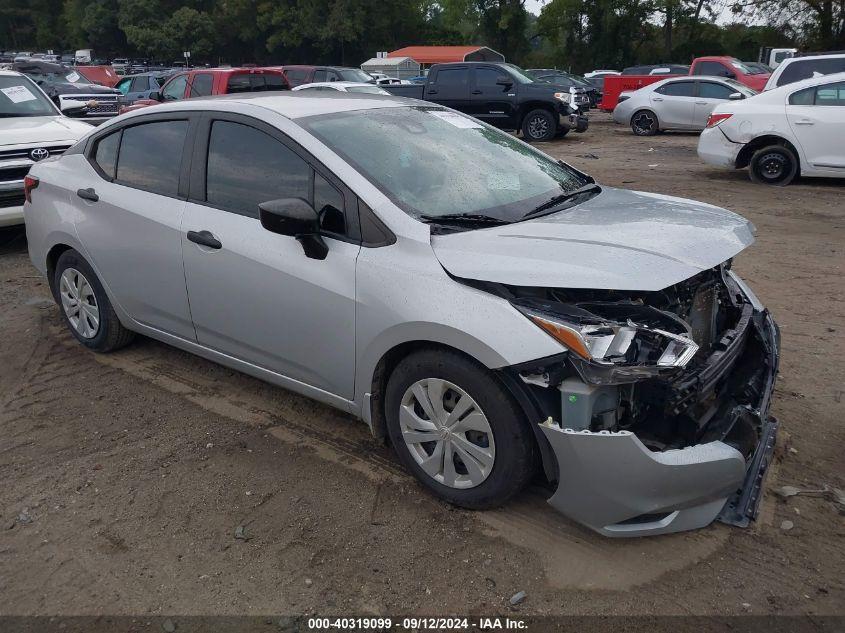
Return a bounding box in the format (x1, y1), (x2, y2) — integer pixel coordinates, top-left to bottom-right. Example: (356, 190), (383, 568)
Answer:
(54, 249), (135, 352)
(631, 109), (659, 136)
(521, 109), (557, 142)
(749, 144), (798, 186)
(385, 349), (536, 509)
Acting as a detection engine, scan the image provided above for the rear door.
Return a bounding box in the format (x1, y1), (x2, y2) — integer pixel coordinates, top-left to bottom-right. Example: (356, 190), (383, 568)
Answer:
(787, 81), (845, 171)
(425, 66), (471, 113)
(469, 66), (517, 127)
(651, 80), (696, 128)
(692, 81), (736, 129)
(180, 113), (360, 398)
(73, 115), (196, 339)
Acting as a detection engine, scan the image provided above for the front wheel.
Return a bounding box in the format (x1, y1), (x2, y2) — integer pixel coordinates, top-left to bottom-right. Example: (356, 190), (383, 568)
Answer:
(521, 109), (557, 142)
(384, 349), (536, 509)
(631, 109), (659, 136)
(749, 144), (798, 186)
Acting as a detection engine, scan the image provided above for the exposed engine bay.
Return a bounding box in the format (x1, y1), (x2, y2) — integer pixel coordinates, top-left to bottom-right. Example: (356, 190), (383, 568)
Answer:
(470, 262), (778, 461)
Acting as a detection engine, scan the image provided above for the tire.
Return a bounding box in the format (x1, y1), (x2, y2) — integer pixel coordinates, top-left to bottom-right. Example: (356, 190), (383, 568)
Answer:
(54, 249), (135, 352)
(554, 126), (570, 139)
(384, 349), (536, 510)
(631, 109), (659, 136)
(521, 109), (557, 142)
(749, 144), (798, 186)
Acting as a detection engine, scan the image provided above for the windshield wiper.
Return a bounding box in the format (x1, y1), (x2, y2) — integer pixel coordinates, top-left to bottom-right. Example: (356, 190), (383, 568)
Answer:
(419, 213), (510, 226)
(521, 182), (602, 220)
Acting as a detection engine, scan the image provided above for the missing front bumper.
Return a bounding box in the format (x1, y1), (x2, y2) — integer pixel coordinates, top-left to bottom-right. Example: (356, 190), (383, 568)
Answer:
(537, 309), (780, 537)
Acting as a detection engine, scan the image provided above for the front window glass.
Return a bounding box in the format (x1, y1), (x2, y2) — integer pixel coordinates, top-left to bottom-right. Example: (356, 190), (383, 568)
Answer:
(698, 82), (734, 99)
(190, 73), (213, 97)
(301, 106), (586, 221)
(116, 120), (187, 196)
(116, 78), (132, 95)
(205, 121), (311, 218)
(0, 75), (58, 117)
(500, 64), (534, 84)
(162, 74), (187, 100)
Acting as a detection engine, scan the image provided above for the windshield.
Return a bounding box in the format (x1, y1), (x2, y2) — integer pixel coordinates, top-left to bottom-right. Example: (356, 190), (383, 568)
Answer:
(501, 64), (535, 84)
(301, 106), (587, 222)
(730, 60), (765, 75)
(338, 69), (373, 82)
(724, 78), (758, 96)
(346, 85), (389, 94)
(0, 76), (58, 117)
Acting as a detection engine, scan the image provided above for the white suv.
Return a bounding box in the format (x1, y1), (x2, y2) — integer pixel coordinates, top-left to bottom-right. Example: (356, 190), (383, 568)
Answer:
(764, 53), (845, 90)
(0, 71), (92, 226)
(698, 72), (845, 185)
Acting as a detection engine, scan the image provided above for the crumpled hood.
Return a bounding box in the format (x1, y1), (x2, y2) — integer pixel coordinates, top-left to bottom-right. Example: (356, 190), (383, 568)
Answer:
(430, 187), (755, 291)
(0, 116), (92, 147)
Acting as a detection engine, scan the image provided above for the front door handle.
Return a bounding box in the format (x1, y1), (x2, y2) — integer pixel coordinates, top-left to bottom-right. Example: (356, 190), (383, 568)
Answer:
(187, 230), (222, 250)
(427, 89), (438, 95)
(76, 188), (99, 202)
(471, 89), (482, 95)
(695, 101), (707, 105)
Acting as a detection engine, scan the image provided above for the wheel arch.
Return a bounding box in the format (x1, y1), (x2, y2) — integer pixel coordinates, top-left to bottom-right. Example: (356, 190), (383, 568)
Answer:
(516, 101), (557, 129)
(365, 338), (557, 484)
(45, 242), (76, 301)
(736, 134), (801, 171)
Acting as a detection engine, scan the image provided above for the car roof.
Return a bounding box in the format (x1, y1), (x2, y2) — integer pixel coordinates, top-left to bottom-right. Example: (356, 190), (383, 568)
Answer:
(0, 69), (26, 77)
(118, 91), (417, 121)
(768, 70), (845, 93)
(295, 81), (378, 88)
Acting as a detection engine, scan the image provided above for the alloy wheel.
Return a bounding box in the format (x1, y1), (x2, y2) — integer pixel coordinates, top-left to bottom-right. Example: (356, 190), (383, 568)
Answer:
(633, 112), (656, 134)
(399, 378), (496, 489)
(527, 115), (549, 139)
(59, 268), (100, 339)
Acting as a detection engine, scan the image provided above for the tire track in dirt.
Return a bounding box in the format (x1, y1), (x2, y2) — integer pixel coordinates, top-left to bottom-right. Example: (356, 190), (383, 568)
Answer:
(68, 331), (733, 591)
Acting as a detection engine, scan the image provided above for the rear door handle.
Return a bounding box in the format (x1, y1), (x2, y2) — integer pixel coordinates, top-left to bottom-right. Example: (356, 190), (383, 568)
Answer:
(187, 230), (222, 250)
(76, 188), (99, 202)
(695, 101), (707, 105)
(794, 119), (814, 125)
(471, 89), (482, 95)
(652, 97), (663, 102)
(427, 89), (438, 95)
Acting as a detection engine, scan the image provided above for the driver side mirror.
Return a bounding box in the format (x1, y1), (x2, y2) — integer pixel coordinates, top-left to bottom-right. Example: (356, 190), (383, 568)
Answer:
(148, 90), (162, 102)
(60, 101), (88, 117)
(496, 75), (512, 87)
(728, 92), (744, 100)
(259, 198), (329, 260)
(724, 71), (736, 79)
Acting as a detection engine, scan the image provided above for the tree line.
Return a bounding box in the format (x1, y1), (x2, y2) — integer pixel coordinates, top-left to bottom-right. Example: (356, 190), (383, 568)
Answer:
(1, 0), (842, 71)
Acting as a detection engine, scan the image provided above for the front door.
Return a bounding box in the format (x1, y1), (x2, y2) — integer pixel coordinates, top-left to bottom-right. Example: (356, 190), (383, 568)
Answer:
(692, 81), (736, 129)
(469, 66), (517, 128)
(787, 80), (845, 171)
(180, 115), (359, 398)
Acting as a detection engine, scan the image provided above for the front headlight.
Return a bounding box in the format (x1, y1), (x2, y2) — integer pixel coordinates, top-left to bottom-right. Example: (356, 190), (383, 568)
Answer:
(553, 91), (571, 103)
(515, 304), (699, 384)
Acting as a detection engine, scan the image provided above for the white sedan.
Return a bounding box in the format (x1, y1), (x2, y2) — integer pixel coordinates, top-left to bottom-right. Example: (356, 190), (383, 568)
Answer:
(698, 72), (845, 185)
(292, 81), (391, 95)
(613, 76), (757, 135)
(1, 70), (92, 227)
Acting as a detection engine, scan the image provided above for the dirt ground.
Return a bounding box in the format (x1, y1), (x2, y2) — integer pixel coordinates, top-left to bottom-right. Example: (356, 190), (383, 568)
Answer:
(0, 113), (843, 618)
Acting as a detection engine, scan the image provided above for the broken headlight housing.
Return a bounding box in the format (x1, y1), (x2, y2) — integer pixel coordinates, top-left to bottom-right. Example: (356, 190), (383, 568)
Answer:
(513, 300), (699, 385)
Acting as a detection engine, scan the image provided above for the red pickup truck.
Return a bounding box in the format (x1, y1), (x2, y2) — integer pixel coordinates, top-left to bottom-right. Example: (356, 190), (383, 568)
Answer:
(600, 56), (771, 111)
(121, 67), (289, 113)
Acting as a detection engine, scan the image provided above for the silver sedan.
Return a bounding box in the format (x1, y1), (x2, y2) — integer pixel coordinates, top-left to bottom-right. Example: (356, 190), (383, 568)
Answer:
(613, 76), (757, 135)
(24, 93), (779, 537)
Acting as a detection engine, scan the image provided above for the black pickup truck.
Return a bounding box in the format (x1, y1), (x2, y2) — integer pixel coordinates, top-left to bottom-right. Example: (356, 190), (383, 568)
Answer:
(383, 62), (589, 142)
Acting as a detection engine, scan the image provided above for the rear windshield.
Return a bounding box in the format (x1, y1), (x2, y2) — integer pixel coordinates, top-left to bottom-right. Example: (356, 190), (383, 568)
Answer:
(226, 73), (289, 93)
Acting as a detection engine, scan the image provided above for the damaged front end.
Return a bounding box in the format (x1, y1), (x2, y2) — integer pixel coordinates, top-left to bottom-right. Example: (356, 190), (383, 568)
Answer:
(496, 262), (780, 537)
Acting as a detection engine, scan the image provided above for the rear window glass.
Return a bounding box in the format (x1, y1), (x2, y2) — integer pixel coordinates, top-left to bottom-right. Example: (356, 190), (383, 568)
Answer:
(656, 81), (695, 97)
(116, 120), (188, 196)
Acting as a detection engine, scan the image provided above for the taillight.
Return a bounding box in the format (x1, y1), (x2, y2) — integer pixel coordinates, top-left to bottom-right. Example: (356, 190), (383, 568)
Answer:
(24, 175), (39, 203)
(706, 113), (732, 128)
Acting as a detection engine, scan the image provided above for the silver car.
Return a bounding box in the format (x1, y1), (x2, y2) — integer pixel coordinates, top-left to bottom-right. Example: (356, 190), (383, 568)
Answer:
(25, 93), (780, 537)
(613, 76), (757, 135)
